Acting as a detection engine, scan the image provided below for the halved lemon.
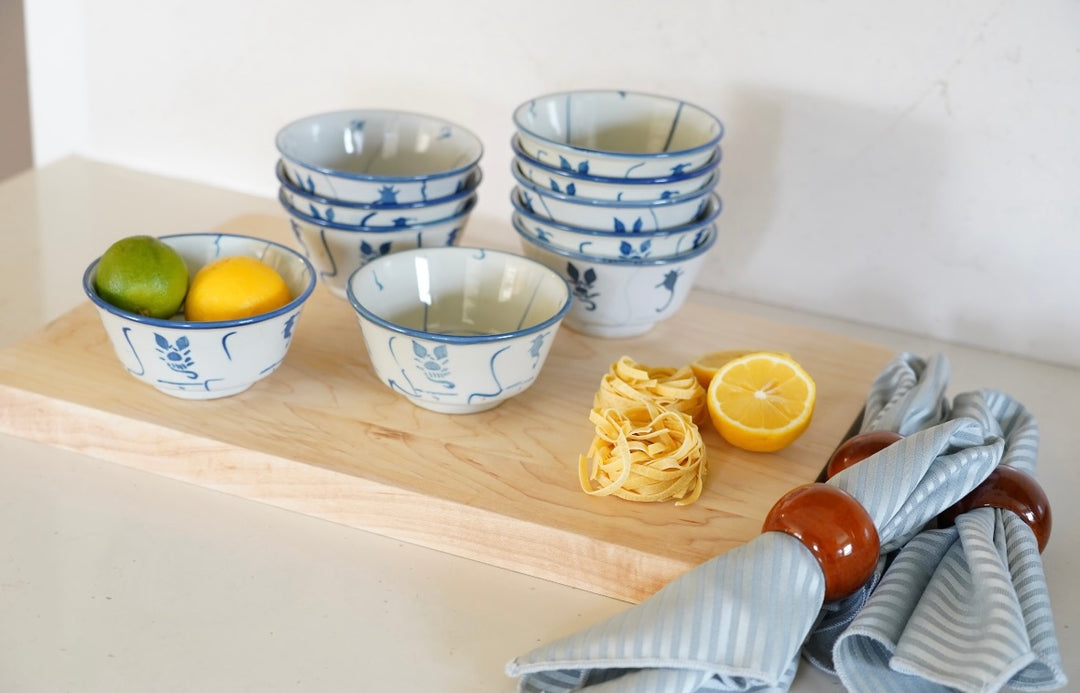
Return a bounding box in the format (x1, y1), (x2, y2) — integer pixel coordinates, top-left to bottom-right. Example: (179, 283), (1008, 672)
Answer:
(706, 352), (816, 452)
(690, 349), (791, 388)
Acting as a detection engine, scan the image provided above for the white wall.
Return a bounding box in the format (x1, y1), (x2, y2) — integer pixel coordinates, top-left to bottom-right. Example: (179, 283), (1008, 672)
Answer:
(25, 0), (1080, 368)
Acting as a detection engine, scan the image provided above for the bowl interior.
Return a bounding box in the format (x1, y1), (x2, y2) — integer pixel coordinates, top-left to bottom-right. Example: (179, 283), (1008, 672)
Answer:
(276, 110), (483, 178)
(350, 248), (570, 337)
(514, 91), (723, 155)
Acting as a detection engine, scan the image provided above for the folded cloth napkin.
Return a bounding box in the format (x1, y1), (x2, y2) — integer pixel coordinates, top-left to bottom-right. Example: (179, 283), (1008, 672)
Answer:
(506, 353), (1013, 692)
(831, 389), (1067, 692)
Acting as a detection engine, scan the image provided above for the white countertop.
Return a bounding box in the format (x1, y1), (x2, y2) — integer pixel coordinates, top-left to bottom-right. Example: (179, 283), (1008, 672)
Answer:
(1, 158), (1075, 692)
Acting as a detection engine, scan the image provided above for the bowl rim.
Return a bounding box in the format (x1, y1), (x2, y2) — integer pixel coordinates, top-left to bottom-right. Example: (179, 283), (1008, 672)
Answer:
(512, 89), (725, 159)
(510, 188), (722, 239)
(511, 161), (716, 208)
(83, 232), (317, 329)
(511, 135), (721, 185)
(346, 246), (573, 344)
(275, 109), (484, 183)
(279, 188), (478, 232)
(513, 214), (718, 266)
(276, 158), (482, 211)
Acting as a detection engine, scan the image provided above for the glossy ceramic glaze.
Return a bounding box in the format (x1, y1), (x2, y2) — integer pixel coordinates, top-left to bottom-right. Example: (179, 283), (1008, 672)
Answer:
(83, 233), (316, 400)
(277, 159), (480, 228)
(281, 190), (474, 299)
(513, 90), (724, 179)
(512, 136), (720, 202)
(762, 483), (880, 602)
(825, 430), (905, 479)
(276, 109), (483, 204)
(346, 246), (571, 414)
(511, 164), (715, 232)
(514, 217), (716, 338)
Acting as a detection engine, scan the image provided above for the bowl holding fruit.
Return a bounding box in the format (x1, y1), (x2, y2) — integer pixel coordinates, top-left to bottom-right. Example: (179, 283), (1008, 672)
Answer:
(83, 233), (317, 400)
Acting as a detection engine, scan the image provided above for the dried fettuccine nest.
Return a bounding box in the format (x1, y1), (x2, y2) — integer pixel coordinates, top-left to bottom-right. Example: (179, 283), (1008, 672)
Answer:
(594, 355), (707, 424)
(579, 403), (707, 506)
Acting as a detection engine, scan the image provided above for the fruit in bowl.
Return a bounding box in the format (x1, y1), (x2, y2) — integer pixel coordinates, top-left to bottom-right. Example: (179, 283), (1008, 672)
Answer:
(84, 233), (317, 399)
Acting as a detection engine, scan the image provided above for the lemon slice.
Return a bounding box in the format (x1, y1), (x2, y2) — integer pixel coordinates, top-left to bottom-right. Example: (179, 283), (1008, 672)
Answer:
(706, 352), (816, 452)
(690, 349), (790, 388)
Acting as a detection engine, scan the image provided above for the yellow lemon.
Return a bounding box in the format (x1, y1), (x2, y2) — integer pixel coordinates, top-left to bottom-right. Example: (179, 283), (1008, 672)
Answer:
(689, 349), (791, 389)
(184, 256), (292, 322)
(94, 235), (189, 319)
(706, 352), (816, 453)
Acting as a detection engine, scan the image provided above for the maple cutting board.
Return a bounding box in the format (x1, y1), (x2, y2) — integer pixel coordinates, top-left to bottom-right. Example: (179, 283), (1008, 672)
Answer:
(0, 214), (895, 603)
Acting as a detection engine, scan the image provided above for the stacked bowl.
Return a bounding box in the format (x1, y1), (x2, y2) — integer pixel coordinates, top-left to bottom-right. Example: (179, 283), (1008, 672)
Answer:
(510, 90), (724, 338)
(276, 109), (483, 299)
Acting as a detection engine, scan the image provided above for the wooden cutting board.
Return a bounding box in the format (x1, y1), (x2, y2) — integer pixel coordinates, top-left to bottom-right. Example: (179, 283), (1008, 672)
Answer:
(0, 214), (895, 603)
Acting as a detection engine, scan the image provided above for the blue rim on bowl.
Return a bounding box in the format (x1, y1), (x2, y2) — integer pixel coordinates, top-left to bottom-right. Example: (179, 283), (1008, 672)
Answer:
(83, 233), (318, 328)
(276, 159), (482, 211)
(511, 135), (721, 185)
(345, 246), (573, 344)
(510, 160), (717, 209)
(513, 213), (718, 265)
(510, 188), (722, 239)
(275, 109), (484, 183)
(512, 89), (724, 160)
(279, 188), (478, 232)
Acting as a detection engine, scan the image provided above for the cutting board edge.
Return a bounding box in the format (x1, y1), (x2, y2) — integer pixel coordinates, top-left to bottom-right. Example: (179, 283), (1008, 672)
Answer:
(0, 381), (696, 603)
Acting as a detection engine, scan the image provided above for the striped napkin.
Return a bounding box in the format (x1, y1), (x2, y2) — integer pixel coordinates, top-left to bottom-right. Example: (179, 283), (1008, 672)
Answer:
(830, 389), (1067, 692)
(505, 353), (1043, 692)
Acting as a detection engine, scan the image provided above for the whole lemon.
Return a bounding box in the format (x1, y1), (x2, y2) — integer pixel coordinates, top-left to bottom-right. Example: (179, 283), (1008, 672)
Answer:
(94, 235), (189, 319)
(184, 255), (292, 322)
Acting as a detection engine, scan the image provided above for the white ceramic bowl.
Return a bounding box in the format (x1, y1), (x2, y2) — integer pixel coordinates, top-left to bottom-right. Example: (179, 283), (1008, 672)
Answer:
(281, 190), (474, 300)
(511, 189), (721, 260)
(83, 233), (317, 400)
(346, 246), (571, 414)
(514, 221), (717, 338)
(512, 136), (720, 202)
(513, 90), (724, 179)
(276, 109), (483, 204)
(276, 159), (481, 228)
(511, 163), (716, 232)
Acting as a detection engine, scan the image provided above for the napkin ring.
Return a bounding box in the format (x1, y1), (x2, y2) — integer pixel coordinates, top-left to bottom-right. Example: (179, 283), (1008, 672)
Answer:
(938, 466), (1052, 552)
(762, 483), (880, 602)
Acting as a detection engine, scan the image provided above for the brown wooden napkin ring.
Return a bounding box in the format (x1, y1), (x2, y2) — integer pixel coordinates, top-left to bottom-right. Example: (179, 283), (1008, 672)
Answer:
(938, 466), (1052, 552)
(762, 483), (880, 601)
(825, 430), (904, 479)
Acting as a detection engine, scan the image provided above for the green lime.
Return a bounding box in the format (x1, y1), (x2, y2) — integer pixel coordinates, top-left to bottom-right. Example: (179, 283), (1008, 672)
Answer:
(94, 235), (190, 319)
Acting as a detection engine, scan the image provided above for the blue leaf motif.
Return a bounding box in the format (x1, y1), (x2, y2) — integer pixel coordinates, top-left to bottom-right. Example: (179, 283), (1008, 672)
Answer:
(565, 182), (576, 196)
(632, 218), (643, 233)
(558, 156), (573, 172)
(613, 218), (626, 233)
(155, 333), (170, 349)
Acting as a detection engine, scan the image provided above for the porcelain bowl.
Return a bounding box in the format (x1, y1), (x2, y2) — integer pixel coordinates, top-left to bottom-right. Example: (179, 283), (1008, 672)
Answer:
(276, 159), (481, 228)
(346, 246), (571, 414)
(281, 190), (474, 300)
(512, 136), (720, 202)
(513, 90), (724, 179)
(276, 109), (483, 204)
(514, 220), (717, 338)
(511, 189), (721, 260)
(83, 233), (316, 400)
(511, 163), (715, 232)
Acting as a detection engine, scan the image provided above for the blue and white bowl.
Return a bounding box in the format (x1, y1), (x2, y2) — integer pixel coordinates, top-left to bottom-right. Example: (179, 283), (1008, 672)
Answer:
(512, 135), (720, 202)
(282, 190), (474, 300)
(84, 233), (317, 400)
(511, 163), (716, 232)
(511, 189), (721, 260)
(277, 159), (481, 228)
(514, 220), (717, 339)
(513, 90), (724, 179)
(276, 109), (483, 205)
(346, 246), (572, 414)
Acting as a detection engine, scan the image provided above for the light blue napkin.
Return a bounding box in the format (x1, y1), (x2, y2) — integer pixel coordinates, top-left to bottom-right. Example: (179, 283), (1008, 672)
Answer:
(830, 389), (1067, 692)
(506, 353), (1027, 692)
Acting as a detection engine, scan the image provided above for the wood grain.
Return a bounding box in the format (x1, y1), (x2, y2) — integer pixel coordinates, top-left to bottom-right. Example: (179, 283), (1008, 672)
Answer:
(0, 214), (895, 603)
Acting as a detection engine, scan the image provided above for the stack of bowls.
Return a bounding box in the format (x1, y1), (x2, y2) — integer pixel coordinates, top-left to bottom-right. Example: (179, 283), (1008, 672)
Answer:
(275, 109), (483, 299)
(510, 90), (724, 338)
